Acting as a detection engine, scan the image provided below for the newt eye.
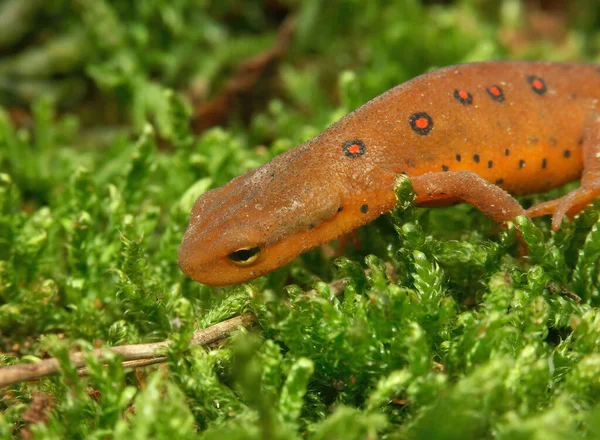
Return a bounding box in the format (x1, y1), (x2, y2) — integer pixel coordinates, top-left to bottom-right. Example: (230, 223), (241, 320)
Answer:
(228, 246), (261, 266)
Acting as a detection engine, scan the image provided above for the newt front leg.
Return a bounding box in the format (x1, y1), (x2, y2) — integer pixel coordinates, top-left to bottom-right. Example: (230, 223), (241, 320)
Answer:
(411, 170), (526, 223)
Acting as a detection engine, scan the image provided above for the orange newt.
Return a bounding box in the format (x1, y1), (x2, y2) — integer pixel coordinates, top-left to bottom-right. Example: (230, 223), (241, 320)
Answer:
(179, 61), (600, 286)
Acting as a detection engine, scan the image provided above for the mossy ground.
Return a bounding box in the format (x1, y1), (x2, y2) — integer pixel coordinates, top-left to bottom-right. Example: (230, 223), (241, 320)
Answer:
(1, 1), (600, 438)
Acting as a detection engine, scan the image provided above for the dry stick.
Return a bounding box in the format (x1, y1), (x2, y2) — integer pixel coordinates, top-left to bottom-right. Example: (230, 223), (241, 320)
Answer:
(0, 263), (396, 388)
(0, 313), (256, 388)
(76, 357), (169, 378)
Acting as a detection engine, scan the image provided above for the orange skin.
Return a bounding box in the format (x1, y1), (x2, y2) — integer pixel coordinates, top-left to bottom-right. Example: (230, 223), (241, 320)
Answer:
(179, 61), (600, 286)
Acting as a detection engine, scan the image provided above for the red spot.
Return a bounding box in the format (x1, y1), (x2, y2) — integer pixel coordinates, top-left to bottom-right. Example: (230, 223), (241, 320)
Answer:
(458, 90), (469, 99)
(409, 112), (433, 135)
(342, 139), (366, 158)
(527, 76), (547, 95)
(347, 144), (361, 155)
(415, 117), (429, 129)
(489, 87), (501, 96)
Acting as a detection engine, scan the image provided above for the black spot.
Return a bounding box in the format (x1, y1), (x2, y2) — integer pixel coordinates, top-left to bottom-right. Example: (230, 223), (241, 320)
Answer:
(473, 154), (480, 163)
(564, 149), (571, 158)
(337, 206), (344, 212)
(578, 137), (584, 146)
(519, 159), (526, 169)
(454, 89), (473, 105)
(409, 112), (434, 135)
(442, 165), (449, 172)
(456, 153), (462, 162)
(360, 204), (369, 214)
(527, 75), (547, 95)
(486, 86), (505, 102)
(505, 148), (510, 156)
(342, 139), (366, 158)
(488, 160), (493, 169)
(309, 224), (315, 230)
(542, 158), (547, 169)
(495, 178), (504, 185)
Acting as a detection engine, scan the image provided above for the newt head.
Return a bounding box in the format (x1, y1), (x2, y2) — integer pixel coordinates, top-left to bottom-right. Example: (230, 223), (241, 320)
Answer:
(177, 144), (350, 286)
(178, 109), (404, 286)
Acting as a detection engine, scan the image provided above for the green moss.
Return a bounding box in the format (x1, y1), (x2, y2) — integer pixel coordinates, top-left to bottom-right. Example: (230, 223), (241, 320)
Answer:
(2, 1), (600, 438)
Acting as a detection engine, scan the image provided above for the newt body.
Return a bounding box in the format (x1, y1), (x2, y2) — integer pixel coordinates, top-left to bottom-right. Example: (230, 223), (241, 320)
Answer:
(179, 61), (600, 286)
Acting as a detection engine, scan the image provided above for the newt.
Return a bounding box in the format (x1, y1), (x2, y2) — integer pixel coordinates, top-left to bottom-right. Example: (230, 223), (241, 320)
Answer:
(178, 61), (600, 286)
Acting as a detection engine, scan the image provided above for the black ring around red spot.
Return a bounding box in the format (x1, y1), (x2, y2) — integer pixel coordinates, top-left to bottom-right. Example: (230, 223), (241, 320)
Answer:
(342, 139), (366, 158)
(486, 86), (505, 102)
(453, 89), (473, 105)
(409, 112), (433, 135)
(527, 75), (547, 95)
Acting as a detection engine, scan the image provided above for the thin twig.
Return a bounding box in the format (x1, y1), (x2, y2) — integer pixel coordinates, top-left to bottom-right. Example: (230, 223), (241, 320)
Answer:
(1, 263), (397, 388)
(77, 357), (169, 377)
(0, 314), (256, 387)
(191, 16), (296, 132)
(545, 282), (582, 303)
